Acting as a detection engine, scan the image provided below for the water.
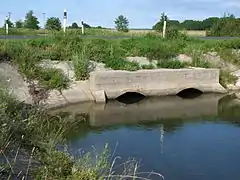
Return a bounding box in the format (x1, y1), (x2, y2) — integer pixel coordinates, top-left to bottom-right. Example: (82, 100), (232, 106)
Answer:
(53, 94), (240, 180)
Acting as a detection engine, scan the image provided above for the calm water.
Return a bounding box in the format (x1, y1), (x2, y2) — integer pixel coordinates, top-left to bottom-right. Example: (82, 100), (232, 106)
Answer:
(54, 94), (240, 180)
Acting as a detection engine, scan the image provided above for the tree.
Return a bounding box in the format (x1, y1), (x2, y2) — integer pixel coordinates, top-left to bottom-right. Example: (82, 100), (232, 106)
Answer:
(202, 17), (219, 30)
(82, 22), (91, 28)
(208, 14), (240, 36)
(71, 22), (79, 28)
(24, 10), (40, 29)
(15, 20), (24, 28)
(114, 15), (129, 32)
(46, 17), (62, 31)
(4, 19), (14, 28)
(153, 13), (180, 31)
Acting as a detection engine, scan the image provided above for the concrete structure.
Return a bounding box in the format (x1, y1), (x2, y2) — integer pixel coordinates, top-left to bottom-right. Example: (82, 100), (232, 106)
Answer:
(89, 68), (227, 102)
(1, 61), (227, 109)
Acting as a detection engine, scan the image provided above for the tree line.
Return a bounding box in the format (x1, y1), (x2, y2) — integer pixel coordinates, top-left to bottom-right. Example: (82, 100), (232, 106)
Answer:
(153, 13), (240, 36)
(3, 10), (240, 36)
(3, 10), (92, 31)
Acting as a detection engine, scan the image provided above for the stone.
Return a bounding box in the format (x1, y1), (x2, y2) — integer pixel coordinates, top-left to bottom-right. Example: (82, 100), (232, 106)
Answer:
(0, 63), (32, 104)
(177, 54), (192, 63)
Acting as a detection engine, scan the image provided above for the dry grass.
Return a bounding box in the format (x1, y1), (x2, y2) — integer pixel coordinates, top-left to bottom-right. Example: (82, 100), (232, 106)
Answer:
(181, 30), (206, 37)
(102, 29), (206, 37)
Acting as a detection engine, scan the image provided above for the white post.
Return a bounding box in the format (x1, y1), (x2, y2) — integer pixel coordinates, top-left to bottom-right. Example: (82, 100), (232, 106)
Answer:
(81, 20), (84, 35)
(63, 9), (67, 33)
(162, 13), (167, 38)
(5, 17), (9, 35)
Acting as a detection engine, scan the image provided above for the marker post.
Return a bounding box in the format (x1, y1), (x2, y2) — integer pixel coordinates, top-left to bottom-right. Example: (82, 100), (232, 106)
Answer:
(5, 16), (9, 36)
(63, 9), (67, 33)
(162, 13), (167, 38)
(81, 20), (84, 35)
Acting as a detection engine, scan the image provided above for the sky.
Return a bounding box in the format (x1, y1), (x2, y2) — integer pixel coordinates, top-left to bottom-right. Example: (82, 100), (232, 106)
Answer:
(0, 0), (240, 28)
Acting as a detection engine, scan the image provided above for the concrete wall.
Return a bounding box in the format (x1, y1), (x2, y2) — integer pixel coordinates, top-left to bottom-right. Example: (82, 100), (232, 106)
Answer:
(89, 68), (227, 100)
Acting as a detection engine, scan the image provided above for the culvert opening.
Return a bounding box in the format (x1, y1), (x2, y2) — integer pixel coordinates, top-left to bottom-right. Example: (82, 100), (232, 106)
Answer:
(177, 88), (203, 99)
(116, 92), (146, 104)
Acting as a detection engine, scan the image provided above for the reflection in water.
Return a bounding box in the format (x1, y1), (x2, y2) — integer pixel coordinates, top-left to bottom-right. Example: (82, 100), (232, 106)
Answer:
(53, 93), (240, 180)
(177, 88), (203, 99)
(115, 92), (146, 104)
(51, 93), (223, 127)
(49, 93), (240, 138)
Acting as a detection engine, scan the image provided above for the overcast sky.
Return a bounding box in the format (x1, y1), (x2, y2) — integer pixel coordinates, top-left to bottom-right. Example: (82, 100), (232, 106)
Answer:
(0, 0), (239, 28)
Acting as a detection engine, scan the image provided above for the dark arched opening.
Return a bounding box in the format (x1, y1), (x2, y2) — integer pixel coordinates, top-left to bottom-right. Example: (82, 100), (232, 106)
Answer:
(177, 88), (203, 99)
(116, 92), (146, 104)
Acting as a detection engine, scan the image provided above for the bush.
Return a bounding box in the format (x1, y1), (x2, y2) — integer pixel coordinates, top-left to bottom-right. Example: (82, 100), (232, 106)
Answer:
(37, 68), (70, 91)
(157, 59), (187, 69)
(208, 17), (240, 37)
(141, 64), (155, 69)
(84, 39), (111, 62)
(104, 56), (140, 71)
(72, 54), (91, 80)
(218, 49), (240, 67)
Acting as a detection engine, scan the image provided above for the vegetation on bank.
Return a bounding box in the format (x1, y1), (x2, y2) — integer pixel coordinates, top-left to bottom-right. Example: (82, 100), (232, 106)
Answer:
(1, 90), (165, 179)
(0, 32), (239, 90)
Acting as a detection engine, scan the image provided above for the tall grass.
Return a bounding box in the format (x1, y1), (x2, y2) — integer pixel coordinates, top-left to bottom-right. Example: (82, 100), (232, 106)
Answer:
(0, 90), (164, 179)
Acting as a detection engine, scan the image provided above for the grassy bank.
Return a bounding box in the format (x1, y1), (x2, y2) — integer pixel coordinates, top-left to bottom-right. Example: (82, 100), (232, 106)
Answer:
(1, 31), (239, 89)
(0, 90), (164, 179)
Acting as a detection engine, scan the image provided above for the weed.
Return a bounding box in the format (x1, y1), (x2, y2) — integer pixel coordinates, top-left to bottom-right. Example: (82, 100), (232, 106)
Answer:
(84, 39), (112, 62)
(218, 49), (240, 67)
(157, 59), (187, 69)
(37, 68), (70, 91)
(142, 64), (156, 69)
(104, 56), (140, 71)
(72, 54), (91, 80)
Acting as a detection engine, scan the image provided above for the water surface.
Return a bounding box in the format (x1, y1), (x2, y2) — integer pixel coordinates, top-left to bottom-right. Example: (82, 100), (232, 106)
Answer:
(54, 94), (240, 180)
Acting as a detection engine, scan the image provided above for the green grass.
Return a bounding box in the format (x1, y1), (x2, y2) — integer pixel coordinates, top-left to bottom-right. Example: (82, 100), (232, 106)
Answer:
(1, 33), (240, 91)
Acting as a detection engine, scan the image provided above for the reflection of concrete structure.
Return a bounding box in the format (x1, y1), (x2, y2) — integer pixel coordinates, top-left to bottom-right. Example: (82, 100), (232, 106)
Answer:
(90, 68), (226, 102)
(50, 94), (225, 127)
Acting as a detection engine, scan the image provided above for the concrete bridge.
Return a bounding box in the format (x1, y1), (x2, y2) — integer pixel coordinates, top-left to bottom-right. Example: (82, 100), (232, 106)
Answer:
(89, 68), (227, 102)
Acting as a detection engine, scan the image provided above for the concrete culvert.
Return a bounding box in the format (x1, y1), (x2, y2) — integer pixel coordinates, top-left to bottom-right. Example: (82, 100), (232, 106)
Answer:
(177, 88), (203, 99)
(116, 92), (146, 104)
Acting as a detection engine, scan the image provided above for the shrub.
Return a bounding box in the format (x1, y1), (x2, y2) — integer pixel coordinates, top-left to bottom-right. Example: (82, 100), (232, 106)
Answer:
(157, 59), (187, 69)
(208, 17), (240, 37)
(166, 27), (188, 40)
(104, 56), (140, 71)
(218, 49), (240, 67)
(37, 68), (70, 91)
(141, 64), (155, 69)
(72, 54), (91, 80)
(84, 39), (111, 62)
(145, 43), (179, 60)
